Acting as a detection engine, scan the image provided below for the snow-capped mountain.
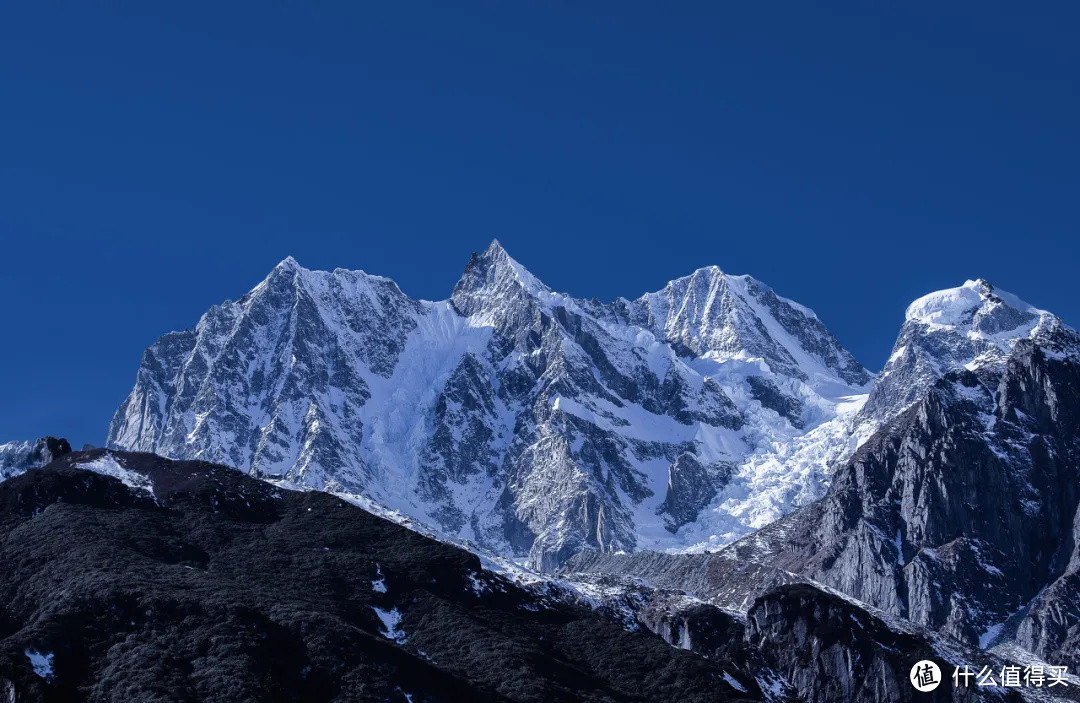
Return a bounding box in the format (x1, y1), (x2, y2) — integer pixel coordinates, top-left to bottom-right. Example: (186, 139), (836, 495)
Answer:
(108, 241), (872, 568)
(857, 278), (1071, 431)
(569, 278), (1080, 668)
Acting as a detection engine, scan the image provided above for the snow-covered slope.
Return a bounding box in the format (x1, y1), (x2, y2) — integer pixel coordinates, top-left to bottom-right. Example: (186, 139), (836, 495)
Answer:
(108, 241), (873, 568)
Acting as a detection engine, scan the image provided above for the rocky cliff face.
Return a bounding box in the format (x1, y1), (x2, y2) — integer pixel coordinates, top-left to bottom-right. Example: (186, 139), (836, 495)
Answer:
(559, 561), (1078, 701)
(561, 572), (795, 699)
(1016, 530), (1080, 669)
(778, 300), (1080, 650)
(107, 241), (872, 569)
(744, 584), (1055, 703)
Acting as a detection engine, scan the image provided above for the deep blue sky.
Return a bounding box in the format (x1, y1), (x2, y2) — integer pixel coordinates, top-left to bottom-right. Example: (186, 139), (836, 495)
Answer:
(1, 2), (1077, 447)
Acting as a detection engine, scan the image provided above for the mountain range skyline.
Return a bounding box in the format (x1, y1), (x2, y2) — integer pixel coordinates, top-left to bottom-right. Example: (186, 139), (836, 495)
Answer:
(12, 242), (1075, 451)
(5, 1), (1078, 481)
(91, 239), (1072, 571)
(8, 240), (1078, 451)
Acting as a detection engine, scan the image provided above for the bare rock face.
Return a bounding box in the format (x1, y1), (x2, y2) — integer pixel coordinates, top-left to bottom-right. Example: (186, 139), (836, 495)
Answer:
(557, 572), (793, 699)
(561, 567), (1071, 702)
(746, 584), (1027, 703)
(659, 453), (732, 533)
(787, 339), (1080, 647)
(1016, 533), (1080, 668)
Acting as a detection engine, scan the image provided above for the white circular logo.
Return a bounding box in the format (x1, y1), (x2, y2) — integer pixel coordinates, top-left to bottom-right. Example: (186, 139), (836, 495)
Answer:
(910, 660), (942, 692)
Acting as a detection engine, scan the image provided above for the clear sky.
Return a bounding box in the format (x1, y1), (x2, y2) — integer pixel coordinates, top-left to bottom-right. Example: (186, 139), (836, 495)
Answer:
(1, 2), (1077, 448)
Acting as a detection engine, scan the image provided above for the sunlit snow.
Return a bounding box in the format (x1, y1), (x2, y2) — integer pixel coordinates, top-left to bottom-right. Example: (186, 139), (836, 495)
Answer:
(77, 453), (155, 498)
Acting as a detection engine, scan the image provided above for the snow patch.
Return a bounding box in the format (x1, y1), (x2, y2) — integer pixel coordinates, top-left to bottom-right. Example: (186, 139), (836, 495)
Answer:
(25, 649), (54, 680)
(722, 672), (747, 693)
(467, 572), (486, 595)
(372, 562), (387, 594)
(372, 607), (406, 643)
(77, 453), (155, 498)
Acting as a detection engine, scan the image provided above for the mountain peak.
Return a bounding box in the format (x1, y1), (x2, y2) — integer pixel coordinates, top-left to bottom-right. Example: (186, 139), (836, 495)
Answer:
(630, 266), (866, 388)
(275, 255), (302, 272)
(477, 239), (545, 292)
(482, 238), (507, 257)
(451, 241), (549, 319)
(904, 278), (1050, 334)
(860, 279), (1069, 428)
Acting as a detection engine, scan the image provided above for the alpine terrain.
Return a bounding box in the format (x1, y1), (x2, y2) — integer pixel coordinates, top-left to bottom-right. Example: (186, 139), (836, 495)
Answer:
(4, 249), (1080, 701)
(567, 278), (1080, 687)
(5, 446), (1077, 702)
(107, 241), (874, 569)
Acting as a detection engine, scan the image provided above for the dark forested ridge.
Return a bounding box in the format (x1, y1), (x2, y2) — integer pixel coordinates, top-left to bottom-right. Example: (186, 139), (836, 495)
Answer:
(0, 449), (761, 703)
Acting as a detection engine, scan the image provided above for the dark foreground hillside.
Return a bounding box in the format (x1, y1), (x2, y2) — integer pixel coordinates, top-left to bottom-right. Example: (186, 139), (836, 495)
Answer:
(0, 449), (760, 703)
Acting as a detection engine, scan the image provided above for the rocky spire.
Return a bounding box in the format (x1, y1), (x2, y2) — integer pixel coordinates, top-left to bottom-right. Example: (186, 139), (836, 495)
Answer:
(452, 240), (547, 307)
(450, 240), (551, 333)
